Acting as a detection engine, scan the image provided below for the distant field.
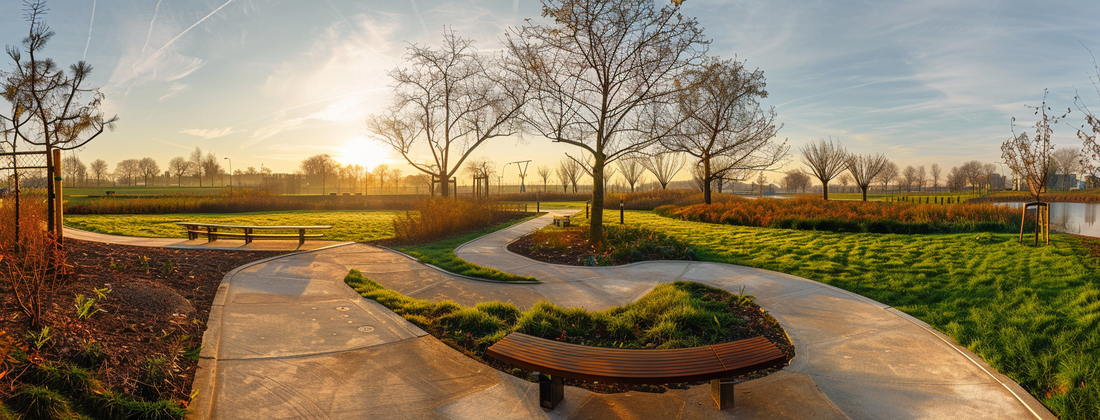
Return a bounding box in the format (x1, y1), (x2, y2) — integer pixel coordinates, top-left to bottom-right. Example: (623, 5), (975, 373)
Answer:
(65, 186), (227, 197)
(791, 192), (983, 202)
(503, 200), (587, 209)
(64, 210), (399, 242)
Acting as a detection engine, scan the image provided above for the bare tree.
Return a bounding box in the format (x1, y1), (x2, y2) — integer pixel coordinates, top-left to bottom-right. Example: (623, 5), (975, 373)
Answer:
(846, 153), (890, 201)
(661, 57), (787, 204)
(115, 159), (139, 186)
(837, 173), (852, 193)
(556, 157), (582, 193)
(189, 147), (204, 187)
(0, 0), (118, 232)
(958, 160), (985, 193)
(800, 138), (847, 200)
(930, 163), (941, 192)
(782, 170), (811, 193)
(168, 156), (191, 187)
(506, 0), (707, 241)
(62, 154), (85, 187)
(616, 156), (646, 192)
(89, 158), (107, 187)
(300, 154), (338, 194)
(536, 165), (553, 192)
(902, 166), (918, 193)
(372, 164), (390, 190)
(201, 152), (221, 187)
(641, 152), (686, 190)
(916, 165), (927, 192)
(367, 30), (526, 198)
(138, 157), (159, 187)
(877, 161), (898, 194)
(346, 164), (365, 193)
(1003, 93), (1067, 202)
(1051, 147), (1081, 190)
(1076, 51), (1100, 189)
(945, 166), (966, 192)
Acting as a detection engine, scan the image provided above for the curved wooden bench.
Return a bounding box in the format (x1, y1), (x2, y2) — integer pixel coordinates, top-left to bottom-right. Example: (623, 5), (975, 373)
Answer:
(178, 222), (331, 246)
(485, 332), (787, 410)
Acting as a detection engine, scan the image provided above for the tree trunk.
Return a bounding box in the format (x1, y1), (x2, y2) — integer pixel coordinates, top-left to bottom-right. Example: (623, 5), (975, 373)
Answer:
(702, 157), (713, 205)
(439, 170), (451, 197)
(590, 152), (606, 246)
(822, 181), (830, 200)
(861, 186), (868, 201)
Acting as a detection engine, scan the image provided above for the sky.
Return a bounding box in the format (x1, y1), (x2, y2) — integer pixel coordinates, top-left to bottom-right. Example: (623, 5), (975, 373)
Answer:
(2, 0), (1099, 185)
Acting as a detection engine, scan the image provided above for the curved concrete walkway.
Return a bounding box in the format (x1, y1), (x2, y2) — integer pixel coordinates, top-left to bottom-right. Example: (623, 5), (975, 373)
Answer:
(453, 211), (1056, 420)
(67, 217), (1057, 419)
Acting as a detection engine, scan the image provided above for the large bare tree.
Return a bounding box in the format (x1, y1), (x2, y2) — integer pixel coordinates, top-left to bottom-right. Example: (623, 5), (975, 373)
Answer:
(1077, 52), (1100, 189)
(367, 30), (527, 197)
(800, 138), (847, 200)
(138, 157), (159, 187)
(662, 57), (786, 204)
(782, 170), (811, 193)
(877, 161), (898, 194)
(506, 0), (707, 241)
(641, 151), (685, 190)
(846, 153), (890, 201)
(89, 158), (107, 187)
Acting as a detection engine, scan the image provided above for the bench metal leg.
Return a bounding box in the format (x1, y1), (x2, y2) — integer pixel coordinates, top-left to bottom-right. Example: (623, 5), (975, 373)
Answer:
(207, 226), (215, 242)
(537, 373), (564, 410)
(711, 379), (735, 410)
(299, 228), (306, 246)
(245, 228), (253, 244)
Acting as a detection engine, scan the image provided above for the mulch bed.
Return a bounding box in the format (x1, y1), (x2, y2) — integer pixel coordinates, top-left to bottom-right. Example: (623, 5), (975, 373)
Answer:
(0, 239), (285, 405)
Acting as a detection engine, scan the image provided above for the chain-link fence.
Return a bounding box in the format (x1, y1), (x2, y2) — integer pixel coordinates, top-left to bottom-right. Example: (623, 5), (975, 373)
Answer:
(0, 151), (51, 194)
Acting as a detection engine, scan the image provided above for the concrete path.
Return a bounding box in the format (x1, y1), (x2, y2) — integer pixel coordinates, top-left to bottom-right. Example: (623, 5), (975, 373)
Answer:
(452, 211), (1056, 420)
(63, 226), (348, 251)
(66, 216), (1057, 419)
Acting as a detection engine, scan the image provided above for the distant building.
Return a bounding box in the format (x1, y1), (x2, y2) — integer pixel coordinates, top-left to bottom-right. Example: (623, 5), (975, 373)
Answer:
(1047, 173), (1078, 191)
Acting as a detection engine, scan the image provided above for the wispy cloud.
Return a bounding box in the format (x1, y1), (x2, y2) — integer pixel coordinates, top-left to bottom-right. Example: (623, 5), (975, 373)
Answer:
(180, 127), (242, 139)
(82, 0), (96, 61)
(153, 138), (194, 151)
(407, 0), (429, 37)
(148, 0), (236, 61)
(158, 82), (189, 102)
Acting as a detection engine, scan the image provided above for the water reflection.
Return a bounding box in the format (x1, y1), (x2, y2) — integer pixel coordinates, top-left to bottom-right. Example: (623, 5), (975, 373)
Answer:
(999, 202), (1100, 238)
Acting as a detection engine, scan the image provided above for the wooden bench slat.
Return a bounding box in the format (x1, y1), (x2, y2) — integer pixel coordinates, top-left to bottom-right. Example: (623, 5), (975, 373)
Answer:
(485, 333), (786, 385)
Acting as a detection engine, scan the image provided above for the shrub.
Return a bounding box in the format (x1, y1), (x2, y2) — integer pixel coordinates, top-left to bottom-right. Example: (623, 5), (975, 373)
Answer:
(393, 198), (526, 243)
(35, 362), (101, 396)
(74, 341), (106, 368)
(1, 195), (69, 327)
(345, 270), (782, 353)
(658, 196), (1029, 234)
(7, 384), (73, 420)
(65, 189), (423, 214)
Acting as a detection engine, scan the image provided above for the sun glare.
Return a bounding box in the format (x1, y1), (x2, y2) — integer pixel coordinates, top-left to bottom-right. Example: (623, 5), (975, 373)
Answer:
(336, 139), (391, 169)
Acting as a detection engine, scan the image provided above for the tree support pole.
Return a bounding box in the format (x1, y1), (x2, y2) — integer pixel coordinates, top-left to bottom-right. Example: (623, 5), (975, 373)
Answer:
(53, 149), (63, 243)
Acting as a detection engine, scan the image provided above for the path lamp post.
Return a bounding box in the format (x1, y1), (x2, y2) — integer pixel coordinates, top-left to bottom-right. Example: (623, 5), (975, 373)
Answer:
(224, 157), (233, 191)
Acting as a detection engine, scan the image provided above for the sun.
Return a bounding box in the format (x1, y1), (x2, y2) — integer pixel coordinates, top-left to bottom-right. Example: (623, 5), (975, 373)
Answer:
(335, 138), (391, 169)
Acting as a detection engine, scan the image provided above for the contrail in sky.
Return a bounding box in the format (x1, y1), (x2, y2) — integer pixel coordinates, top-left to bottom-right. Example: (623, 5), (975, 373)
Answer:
(140, 0), (163, 56)
(150, 0), (236, 59)
(408, 0), (429, 37)
(82, 0), (96, 60)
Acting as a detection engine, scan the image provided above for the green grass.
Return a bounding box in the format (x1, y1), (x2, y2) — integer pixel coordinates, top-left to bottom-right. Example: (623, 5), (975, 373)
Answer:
(579, 210), (1099, 418)
(395, 215), (541, 282)
(64, 210), (399, 242)
(345, 270), (782, 352)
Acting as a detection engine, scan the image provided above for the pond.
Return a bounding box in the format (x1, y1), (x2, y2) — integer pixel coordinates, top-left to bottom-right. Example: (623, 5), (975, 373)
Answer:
(998, 202), (1100, 238)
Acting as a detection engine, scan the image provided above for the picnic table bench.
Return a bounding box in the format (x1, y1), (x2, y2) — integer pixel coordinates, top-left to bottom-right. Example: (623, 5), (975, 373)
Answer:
(177, 222), (332, 246)
(485, 332), (787, 410)
(552, 215), (571, 227)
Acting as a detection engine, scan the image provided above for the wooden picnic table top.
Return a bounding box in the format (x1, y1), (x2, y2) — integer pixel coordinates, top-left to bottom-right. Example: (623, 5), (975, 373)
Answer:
(176, 222), (332, 230)
(484, 333), (786, 385)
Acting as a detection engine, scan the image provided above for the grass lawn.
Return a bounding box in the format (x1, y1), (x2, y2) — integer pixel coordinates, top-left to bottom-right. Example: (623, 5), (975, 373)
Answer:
(64, 210), (399, 242)
(582, 210), (1100, 418)
(395, 215), (541, 283)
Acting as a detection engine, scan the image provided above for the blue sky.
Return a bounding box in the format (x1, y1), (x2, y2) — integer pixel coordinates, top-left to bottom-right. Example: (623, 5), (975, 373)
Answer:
(2, 0), (1099, 183)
